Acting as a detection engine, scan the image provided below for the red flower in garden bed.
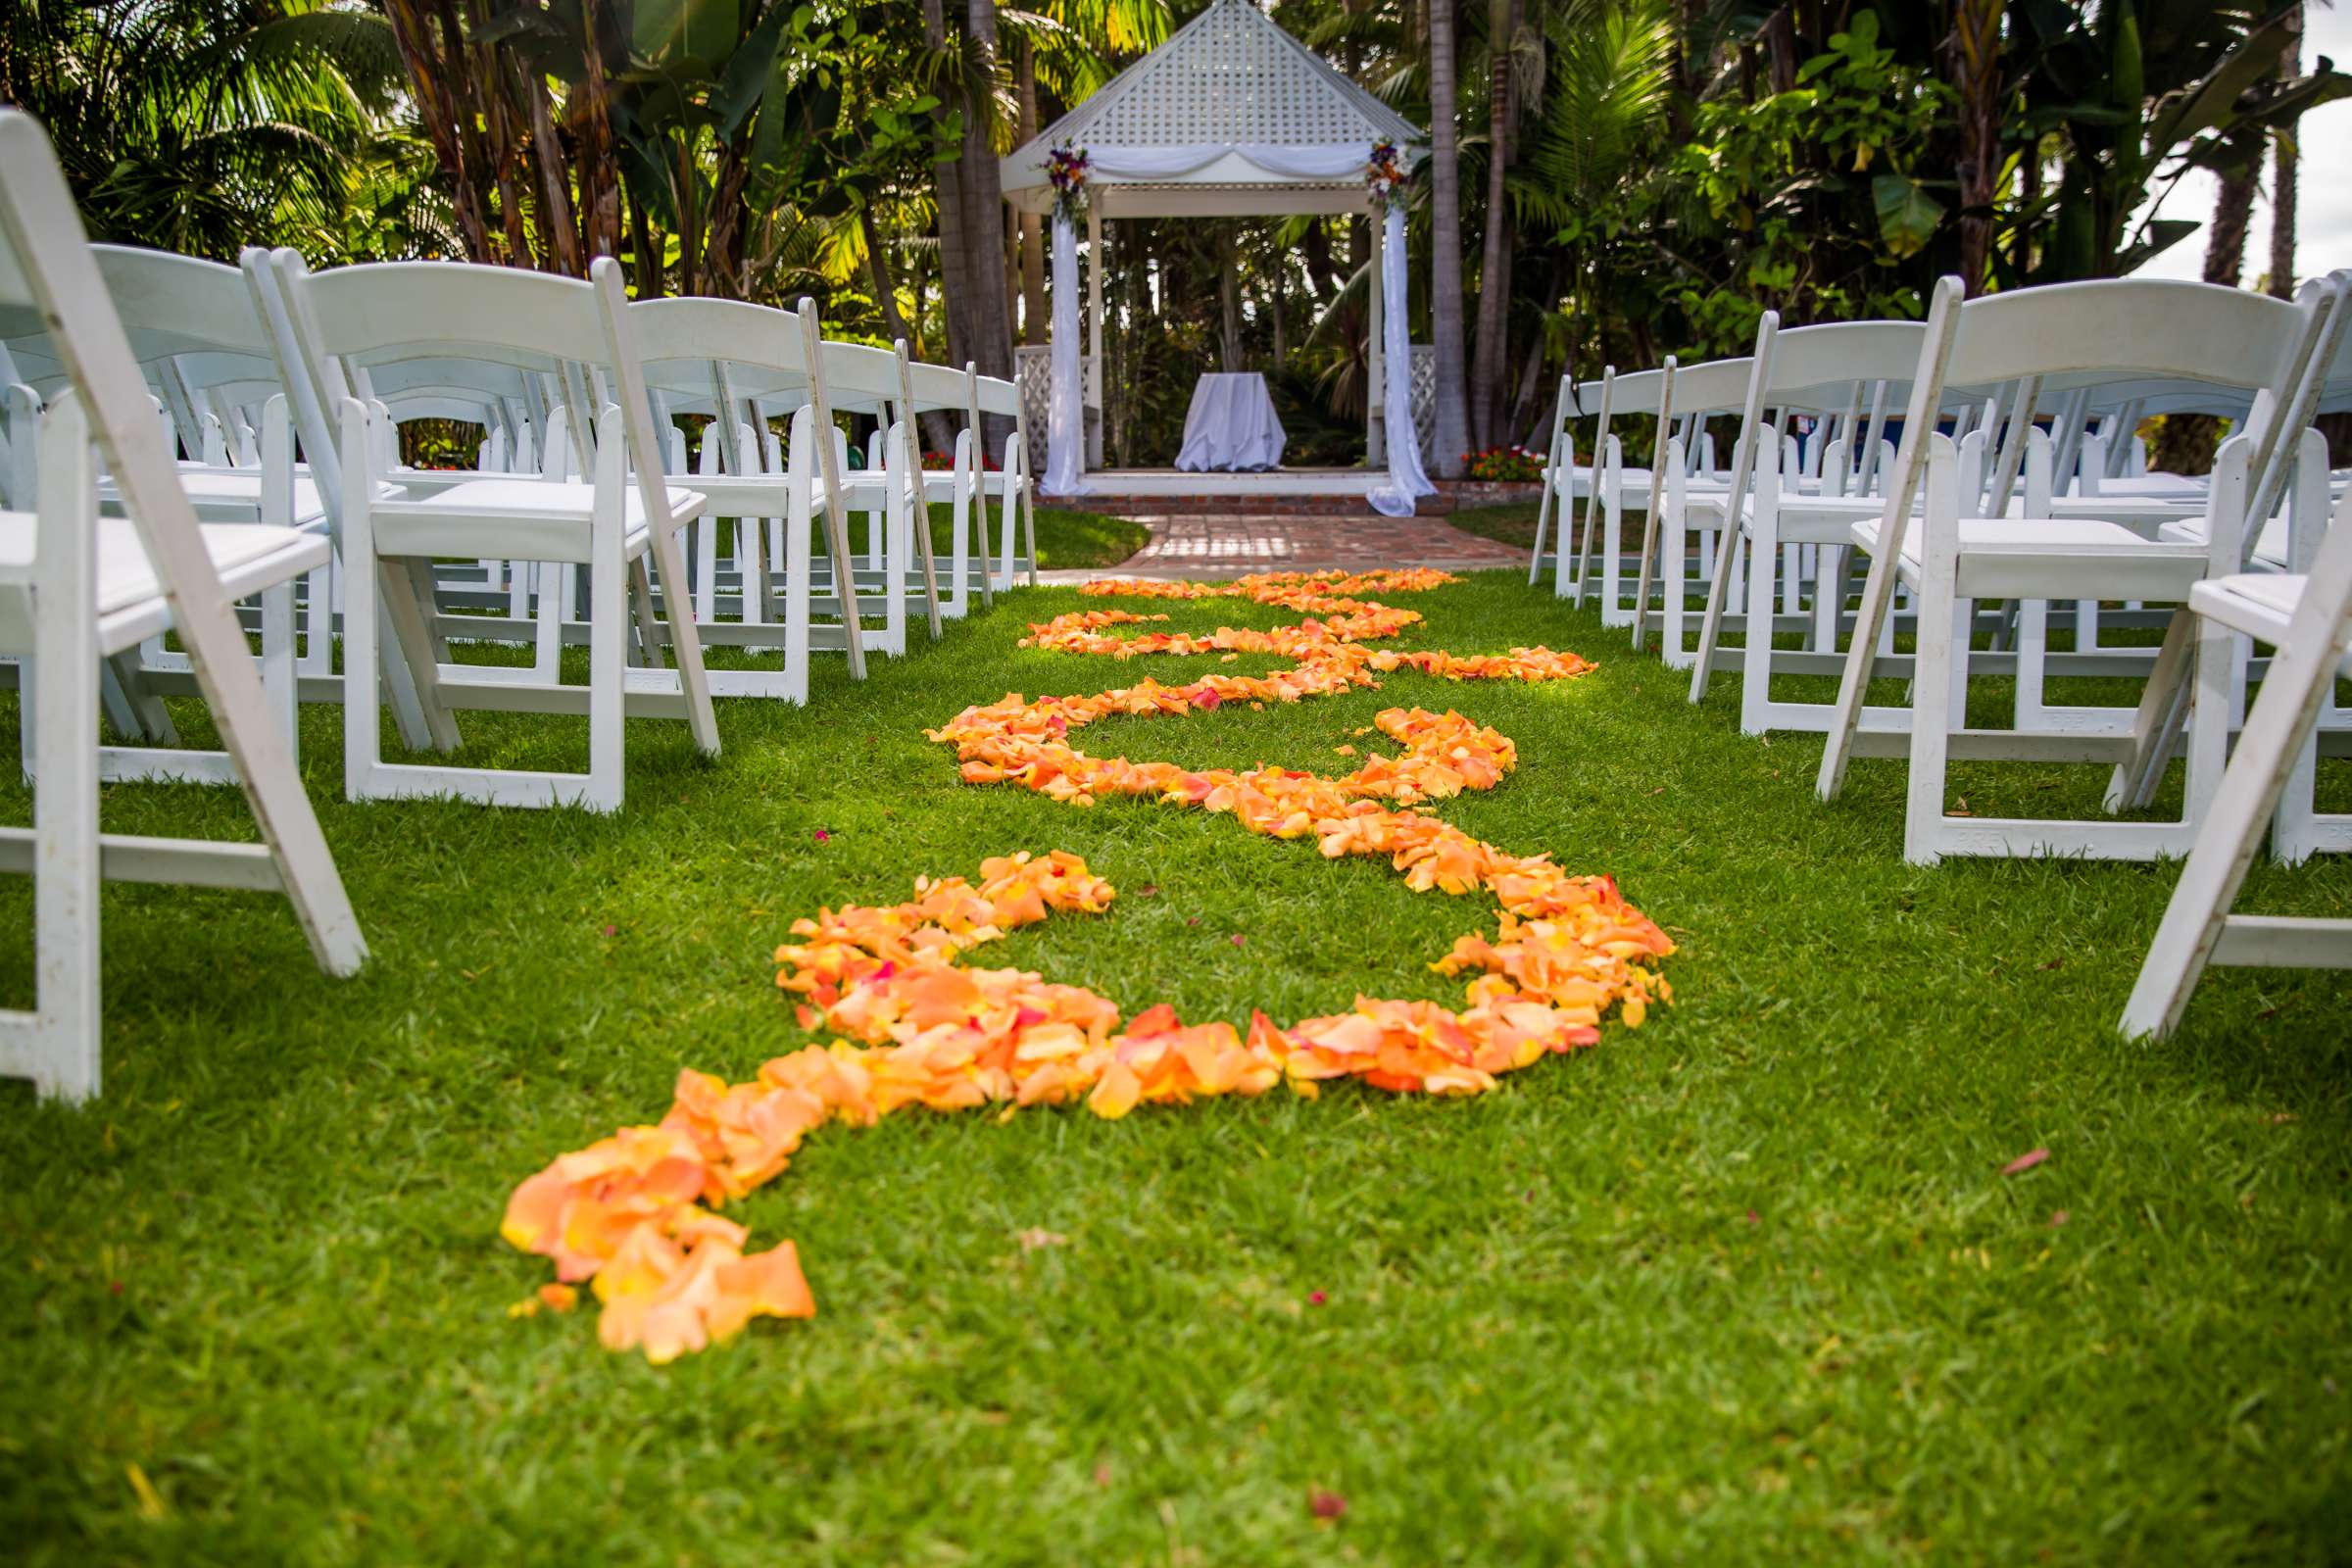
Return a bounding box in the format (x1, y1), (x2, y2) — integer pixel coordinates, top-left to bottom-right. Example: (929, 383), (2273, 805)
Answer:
(1461, 446), (1549, 483)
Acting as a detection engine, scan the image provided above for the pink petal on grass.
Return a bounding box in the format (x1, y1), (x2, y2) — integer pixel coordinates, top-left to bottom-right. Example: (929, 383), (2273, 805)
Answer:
(2001, 1147), (2050, 1177)
(1309, 1491), (1348, 1520)
(1308, 1290), (1327, 1306)
(813, 829), (831, 843)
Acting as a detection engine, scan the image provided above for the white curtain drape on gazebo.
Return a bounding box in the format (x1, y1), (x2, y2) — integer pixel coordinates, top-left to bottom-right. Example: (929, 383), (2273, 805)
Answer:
(1045, 213), (1087, 495)
(1366, 202), (1434, 517)
(1084, 144), (1376, 181)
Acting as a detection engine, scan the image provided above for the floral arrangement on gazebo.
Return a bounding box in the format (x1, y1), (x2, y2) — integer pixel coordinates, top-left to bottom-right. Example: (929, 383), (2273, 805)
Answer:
(1046, 142), (1091, 223)
(1366, 140), (1407, 209)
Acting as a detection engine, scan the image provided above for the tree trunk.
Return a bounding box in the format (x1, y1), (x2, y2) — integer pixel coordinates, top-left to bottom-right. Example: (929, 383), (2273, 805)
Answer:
(573, 0), (624, 264)
(1269, 266), (1288, 372)
(629, 192), (662, 298)
(922, 0), (974, 370)
(960, 0), (1014, 380)
(1301, 218), (1338, 298)
(1507, 256), (1560, 444)
(1017, 44), (1047, 343)
(2152, 158), (2260, 472)
(1219, 229), (1245, 371)
(2270, 2), (2302, 299)
(1947, 0), (2004, 296)
(514, 56), (584, 277)
(383, 1), (497, 263)
(1428, 0), (1472, 479)
(1762, 4), (1798, 93)
(1469, 0), (1517, 449)
(864, 209), (958, 454)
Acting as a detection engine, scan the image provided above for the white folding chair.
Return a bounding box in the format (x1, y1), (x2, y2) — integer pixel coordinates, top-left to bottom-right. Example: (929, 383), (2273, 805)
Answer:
(1682, 319), (1928, 726)
(2118, 479), (2352, 1038)
(971, 367), (1039, 593)
(1815, 275), (2334, 864)
(1628, 356), (1751, 663)
(278, 255), (720, 812)
(0, 108), (366, 1101)
(629, 294), (869, 700)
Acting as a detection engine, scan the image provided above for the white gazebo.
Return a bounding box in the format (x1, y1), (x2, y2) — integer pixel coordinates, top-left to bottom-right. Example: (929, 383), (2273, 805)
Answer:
(1000, 0), (1435, 514)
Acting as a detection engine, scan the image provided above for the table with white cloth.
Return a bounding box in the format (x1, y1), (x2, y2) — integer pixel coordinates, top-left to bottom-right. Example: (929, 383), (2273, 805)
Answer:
(1175, 371), (1287, 472)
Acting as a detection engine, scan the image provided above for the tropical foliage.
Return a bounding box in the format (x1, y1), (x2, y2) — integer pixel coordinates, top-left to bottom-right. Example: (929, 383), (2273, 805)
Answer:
(5, 0), (2337, 472)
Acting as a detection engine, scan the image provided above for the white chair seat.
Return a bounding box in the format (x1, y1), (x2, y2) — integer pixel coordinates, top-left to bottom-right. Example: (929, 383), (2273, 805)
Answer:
(1852, 513), (2207, 602)
(1850, 514), (2184, 556)
(2190, 572), (2352, 676)
(0, 513), (327, 656)
(371, 476), (707, 562)
(2091, 473), (2208, 499)
(2157, 510), (2292, 566)
(174, 467), (328, 524)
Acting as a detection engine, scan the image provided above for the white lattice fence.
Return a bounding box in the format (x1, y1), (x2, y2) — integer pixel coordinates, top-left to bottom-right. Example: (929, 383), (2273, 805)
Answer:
(1409, 345), (1436, 464)
(1015, 347), (1102, 479)
(1015, 346), (1051, 473)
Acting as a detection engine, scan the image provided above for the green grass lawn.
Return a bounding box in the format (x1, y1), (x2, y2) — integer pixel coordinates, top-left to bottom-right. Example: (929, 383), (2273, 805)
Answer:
(3, 573), (2349, 1563)
(1447, 499), (1547, 550)
(918, 501), (1147, 570)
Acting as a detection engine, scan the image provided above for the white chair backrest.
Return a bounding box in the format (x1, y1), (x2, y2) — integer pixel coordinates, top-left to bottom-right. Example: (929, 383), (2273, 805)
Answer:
(280, 255), (674, 528)
(1661, 357), (1751, 420)
(0, 118), (210, 556)
(1945, 277), (2321, 393)
(1761, 319), (1926, 404)
(973, 373), (1020, 420)
(1603, 367), (1664, 417)
(92, 246), (278, 364)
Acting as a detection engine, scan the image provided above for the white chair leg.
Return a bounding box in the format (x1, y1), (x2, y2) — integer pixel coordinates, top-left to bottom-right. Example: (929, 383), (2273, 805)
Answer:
(1904, 563), (1959, 866)
(2122, 610), (2352, 1039)
(785, 476), (812, 706)
(585, 495), (627, 813)
(2015, 597), (2050, 729)
(24, 399), (101, 1100)
(649, 518), (720, 758)
(531, 561), (564, 683)
(343, 434), (384, 801)
(262, 578), (298, 754)
(2274, 730), (2324, 867)
(2184, 614), (2232, 829)
(297, 559), (333, 678)
(1740, 502), (1780, 736)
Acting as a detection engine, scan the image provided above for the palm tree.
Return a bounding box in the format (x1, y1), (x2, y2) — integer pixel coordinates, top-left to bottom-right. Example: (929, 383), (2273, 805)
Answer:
(0, 0), (419, 261)
(1516, 0), (1671, 381)
(1467, 0), (1519, 449)
(1427, 0), (1471, 478)
(2269, 0), (2302, 299)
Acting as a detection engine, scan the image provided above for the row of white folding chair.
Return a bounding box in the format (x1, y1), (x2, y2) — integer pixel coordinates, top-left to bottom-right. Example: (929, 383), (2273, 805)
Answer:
(258, 249), (719, 812)
(1807, 273), (2340, 864)
(633, 297), (883, 702)
(1585, 276), (2335, 863)
(1528, 351), (1907, 606)
(0, 247), (338, 775)
(0, 107), (368, 1100)
(1673, 316), (2216, 738)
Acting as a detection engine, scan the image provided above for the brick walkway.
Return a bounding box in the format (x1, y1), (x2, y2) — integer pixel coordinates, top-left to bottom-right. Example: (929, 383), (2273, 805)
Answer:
(1043, 512), (1525, 583)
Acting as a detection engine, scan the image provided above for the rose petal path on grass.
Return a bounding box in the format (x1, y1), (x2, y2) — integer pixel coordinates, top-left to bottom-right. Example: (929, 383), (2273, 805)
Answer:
(503, 569), (1675, 1361)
